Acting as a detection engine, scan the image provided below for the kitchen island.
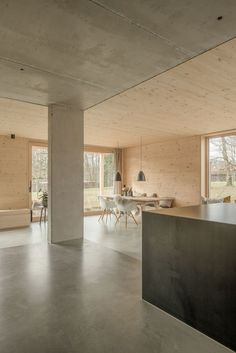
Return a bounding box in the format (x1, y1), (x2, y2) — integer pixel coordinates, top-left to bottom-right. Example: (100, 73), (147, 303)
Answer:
(142, 203), (236, 351)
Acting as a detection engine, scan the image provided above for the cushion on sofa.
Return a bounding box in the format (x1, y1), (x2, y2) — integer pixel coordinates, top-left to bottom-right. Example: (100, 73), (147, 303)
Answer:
(201, 197), (224, 205)
(223, 196), (231, 203)
(159, 199), (172, 208)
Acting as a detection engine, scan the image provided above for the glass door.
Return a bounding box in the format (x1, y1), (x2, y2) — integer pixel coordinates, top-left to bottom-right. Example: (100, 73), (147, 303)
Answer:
(84, 152), (100, 211)
(208, 135), (236, 201)
(84, 151), (115, 212)
(103, 153), (115, 196)
(30, 144), (48, 220)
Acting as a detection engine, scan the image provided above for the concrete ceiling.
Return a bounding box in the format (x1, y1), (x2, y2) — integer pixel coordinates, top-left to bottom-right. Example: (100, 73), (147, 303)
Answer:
(0, 0), (236, 109)
(1, 38), (236, 146)
(0, 1), (236, 145)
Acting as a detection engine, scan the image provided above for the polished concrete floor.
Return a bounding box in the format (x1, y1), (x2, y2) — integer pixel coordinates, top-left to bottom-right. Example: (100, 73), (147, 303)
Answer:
(85, 215), (141, 260)
(0, 216), (141, 259)
(0, 217), (233, 352)
(0, 222), (48, 249)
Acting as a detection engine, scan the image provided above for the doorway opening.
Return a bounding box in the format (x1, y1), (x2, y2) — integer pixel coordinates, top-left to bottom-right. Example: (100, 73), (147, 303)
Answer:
(84, 151), (115, 213)
(30, 143), (48, 222)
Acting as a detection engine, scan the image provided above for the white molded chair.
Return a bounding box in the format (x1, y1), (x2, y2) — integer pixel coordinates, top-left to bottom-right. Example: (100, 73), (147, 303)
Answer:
(98, 196), (117, 223)
(114, 196), (138, 227)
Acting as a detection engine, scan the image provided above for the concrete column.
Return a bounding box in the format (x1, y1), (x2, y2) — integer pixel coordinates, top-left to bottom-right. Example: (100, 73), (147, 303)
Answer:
(48, 104), (84, 243)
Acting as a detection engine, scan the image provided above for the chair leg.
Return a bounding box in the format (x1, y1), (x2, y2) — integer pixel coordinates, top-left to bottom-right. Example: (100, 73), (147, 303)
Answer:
(106, 209), (109, 224)
(130, 211), (138, 225)
(115, 213), (121, 225)
(112, 210), (118, 220)
(125, 213), (128, 228)
(98, 209), (105, 221)
(40, 207), (43, 224)
(101, 209), (106, 220)
(99, 209), (106, 221)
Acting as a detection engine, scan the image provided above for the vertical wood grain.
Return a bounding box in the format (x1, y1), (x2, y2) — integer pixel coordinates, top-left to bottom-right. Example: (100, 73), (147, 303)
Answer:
(0, 135), (29, 209)
(123, 136), (201, 207)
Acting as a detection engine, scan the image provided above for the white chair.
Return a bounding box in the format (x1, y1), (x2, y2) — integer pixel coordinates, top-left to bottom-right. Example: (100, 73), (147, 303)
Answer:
(98, 196), (117, 223)
(32, 200), (45, 223)
(114, 196), (138, 227)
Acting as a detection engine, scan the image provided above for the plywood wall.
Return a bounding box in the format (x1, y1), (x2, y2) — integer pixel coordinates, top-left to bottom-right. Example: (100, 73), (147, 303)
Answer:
(123, 136), (201, 207)
(0, 135), (29, 209)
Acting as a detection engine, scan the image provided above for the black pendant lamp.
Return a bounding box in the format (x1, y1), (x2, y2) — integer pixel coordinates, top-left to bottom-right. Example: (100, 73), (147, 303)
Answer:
(114, 142), (122, 182)
(114, 171), (122, 182)
(137, 170), (146, 182)
(137, 136), (146, 181)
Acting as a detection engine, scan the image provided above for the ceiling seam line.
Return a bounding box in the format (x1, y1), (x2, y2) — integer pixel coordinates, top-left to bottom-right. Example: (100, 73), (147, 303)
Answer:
(84, 35), (236, 111)
(87, 0), (194, 56)
(0, 56), (117, 92)
(0, 95), (48, 107)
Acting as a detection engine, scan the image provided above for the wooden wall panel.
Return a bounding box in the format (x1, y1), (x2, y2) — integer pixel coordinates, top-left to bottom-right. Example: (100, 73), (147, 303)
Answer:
(123, 136), (201, 207)
(85, 39), (236, 148)
(0, 135), (29, 209)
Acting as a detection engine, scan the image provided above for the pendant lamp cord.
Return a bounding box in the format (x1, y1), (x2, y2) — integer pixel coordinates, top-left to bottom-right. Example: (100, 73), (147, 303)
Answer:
(140, 136), (142, 170)
(117, 142), (120, 173)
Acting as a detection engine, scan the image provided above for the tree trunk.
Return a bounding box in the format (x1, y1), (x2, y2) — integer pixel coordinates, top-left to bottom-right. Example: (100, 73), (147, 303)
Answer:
(221, 137), (233, 186)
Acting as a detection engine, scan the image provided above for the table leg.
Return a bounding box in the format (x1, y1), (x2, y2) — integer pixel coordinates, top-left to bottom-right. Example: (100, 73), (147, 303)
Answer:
(40, 208), (43, 224)
(44, 207), (47, 222)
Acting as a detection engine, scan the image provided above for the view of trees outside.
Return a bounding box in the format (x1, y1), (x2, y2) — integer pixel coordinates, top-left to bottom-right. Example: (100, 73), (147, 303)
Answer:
(103, 153), (115, 194)
(84, 152), (100, 210)
(209, 135), (236, 201)
(32, 146), (48, 202)
(31, 148), (115, 211)
(84, 152), (115, 211)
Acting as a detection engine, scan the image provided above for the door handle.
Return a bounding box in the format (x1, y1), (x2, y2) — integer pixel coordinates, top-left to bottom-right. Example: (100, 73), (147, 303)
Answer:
(29, 180), (32, 193)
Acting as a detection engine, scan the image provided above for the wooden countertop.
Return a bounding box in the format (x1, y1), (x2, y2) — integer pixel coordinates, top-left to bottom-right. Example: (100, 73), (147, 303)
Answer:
(145, 203), (236, 225)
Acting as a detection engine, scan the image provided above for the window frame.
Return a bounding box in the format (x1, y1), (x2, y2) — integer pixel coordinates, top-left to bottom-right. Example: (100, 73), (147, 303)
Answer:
(205, 131), (236, 199)
(83, 146), (115, 212)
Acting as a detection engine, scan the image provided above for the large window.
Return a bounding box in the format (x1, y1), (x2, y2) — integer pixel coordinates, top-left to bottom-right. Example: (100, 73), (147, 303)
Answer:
(32, 146), (48, 200)
(31, 145), (48, 219)
(208, 135), (236, 201)
(103, 153), (115, 195)
(84, 152), (115, 211)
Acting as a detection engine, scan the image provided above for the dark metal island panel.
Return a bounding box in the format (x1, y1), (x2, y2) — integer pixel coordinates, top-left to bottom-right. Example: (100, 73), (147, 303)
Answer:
(142, 204), (236, 351)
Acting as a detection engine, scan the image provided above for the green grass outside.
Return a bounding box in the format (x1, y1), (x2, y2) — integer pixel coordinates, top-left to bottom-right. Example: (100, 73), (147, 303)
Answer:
(32, 187), (113, 209)
(33, 182), (236, 211)
(32, 187), (113, 210)
(84, 187), (113, 210)
(209, 181), (236, 201)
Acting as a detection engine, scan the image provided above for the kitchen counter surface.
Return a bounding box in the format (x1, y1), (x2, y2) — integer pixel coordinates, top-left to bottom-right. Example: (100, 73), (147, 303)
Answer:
(145, 203), (236, 225)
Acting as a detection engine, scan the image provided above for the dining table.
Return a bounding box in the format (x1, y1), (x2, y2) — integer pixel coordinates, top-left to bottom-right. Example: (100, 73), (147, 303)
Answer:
(101, 195), (174, 212)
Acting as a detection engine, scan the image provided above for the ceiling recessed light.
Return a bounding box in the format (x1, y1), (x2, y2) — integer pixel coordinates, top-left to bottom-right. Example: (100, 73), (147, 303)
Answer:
(217, 16), (223, 20)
